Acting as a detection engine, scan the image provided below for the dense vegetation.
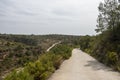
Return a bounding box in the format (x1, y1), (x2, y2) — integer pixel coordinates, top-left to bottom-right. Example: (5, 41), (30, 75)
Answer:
(0, 34), (57, 79)
(79, 0), (120, 71)
(4, 44), (72, 80)
(0, 39), (42, 76)
(0, 34), (80, 79)
(1, 0), (119, 80)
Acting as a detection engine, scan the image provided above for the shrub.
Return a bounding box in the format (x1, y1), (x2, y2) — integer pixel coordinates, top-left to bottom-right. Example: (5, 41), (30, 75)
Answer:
(4, 44), (72, 80)
(106, 52), (118, 65)
(4, 69), (33, 80)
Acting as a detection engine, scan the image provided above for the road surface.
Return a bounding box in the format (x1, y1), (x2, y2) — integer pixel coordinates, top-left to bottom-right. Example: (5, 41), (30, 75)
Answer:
(48, 49), (120, 80)
(46, 41), (61, 52)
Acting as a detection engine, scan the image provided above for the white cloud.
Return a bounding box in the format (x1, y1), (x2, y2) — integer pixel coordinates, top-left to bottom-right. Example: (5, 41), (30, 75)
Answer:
(0, 0), (102, 35)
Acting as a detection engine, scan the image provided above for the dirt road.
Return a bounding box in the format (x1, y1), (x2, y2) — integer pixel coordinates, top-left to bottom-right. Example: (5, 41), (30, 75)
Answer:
(48, 49), (120, 80)
(46, 41), (61, 52)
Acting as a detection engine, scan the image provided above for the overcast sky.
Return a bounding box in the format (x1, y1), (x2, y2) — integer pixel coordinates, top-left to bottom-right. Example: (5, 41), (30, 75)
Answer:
(0, 0), (102, 35)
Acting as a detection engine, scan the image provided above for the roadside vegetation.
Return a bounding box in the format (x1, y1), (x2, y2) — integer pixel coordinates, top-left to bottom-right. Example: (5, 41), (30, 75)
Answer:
(1, 0), (120, 79)
(0, 34), (59, 79)
(79, 0), (120, 71)
(0, 34), (78, 80)
(4, 44), (72, 80)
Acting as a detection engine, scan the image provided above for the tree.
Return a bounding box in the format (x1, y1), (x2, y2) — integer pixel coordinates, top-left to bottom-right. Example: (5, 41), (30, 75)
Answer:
(96, 0), (120, 33)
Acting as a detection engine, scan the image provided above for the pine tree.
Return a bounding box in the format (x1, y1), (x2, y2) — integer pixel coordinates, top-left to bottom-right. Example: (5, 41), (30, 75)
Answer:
(95, 0), (120, 33)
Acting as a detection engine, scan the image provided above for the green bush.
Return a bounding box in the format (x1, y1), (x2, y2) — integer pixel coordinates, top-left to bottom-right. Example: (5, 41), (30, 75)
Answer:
(26, 59), (55, 80)
(4, 44), (72, 80)
(4, 69), (33, 80)
(50, 44), (72, 59)
(106, 52), (118, 65)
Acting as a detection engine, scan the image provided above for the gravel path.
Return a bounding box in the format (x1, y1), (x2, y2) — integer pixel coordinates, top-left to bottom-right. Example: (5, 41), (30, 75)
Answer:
(48, 49), (120, 80)
(46, 41), (61, 52)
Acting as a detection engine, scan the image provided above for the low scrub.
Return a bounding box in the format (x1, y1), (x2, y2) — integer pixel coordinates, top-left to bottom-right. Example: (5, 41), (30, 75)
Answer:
(4, 44), (72, 80)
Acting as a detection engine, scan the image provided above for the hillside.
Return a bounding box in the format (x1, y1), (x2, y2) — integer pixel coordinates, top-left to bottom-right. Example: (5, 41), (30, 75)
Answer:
(0, 34), (81, 79)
